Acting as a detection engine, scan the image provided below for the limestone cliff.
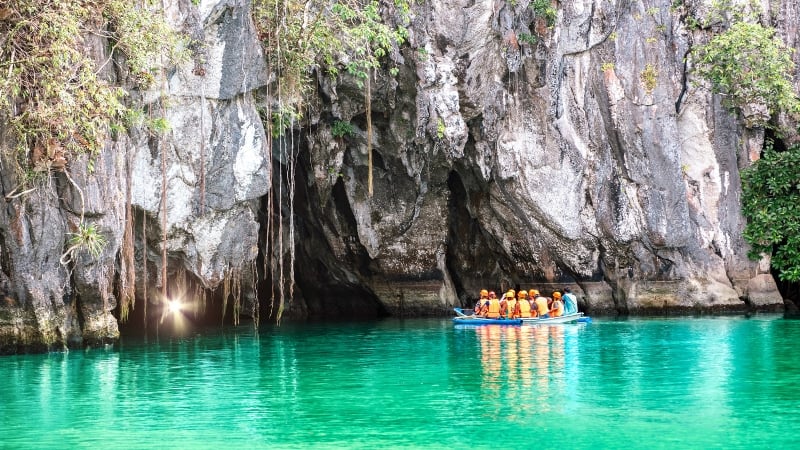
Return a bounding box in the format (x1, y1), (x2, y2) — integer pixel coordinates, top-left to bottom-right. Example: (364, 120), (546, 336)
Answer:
(0, 0), (795, 353)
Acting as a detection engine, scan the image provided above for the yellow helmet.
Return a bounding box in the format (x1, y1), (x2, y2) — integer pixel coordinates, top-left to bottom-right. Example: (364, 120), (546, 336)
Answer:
(480, 289), (488, 298)
(529, 289), (539, 297)
(553, 291), (562, 299)
(518, 291), (527, 299)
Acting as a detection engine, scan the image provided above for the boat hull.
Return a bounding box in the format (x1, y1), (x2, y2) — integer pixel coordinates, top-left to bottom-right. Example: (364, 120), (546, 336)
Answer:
(452, 308), (590, 325)
(452, 317), (523, 325)
(520, 312), (586, 324)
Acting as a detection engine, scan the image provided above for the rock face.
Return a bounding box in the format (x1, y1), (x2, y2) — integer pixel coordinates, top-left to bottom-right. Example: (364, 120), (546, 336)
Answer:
(0, 0), (795, 352)
(298, 0), (794, 317)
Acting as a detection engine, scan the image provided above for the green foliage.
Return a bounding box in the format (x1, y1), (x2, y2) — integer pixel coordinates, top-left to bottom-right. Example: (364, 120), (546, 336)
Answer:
(147, 117), (172, 135)
(640, 64), (658, 92)
(68, 222), (108, 259)
(436, 118), (446, 140)
(271, 107), (302, 138)
(518, 32), (537, 46)
(742, 142), (800, 281)
(530, 0), (557, 27)
(692, 21), (799, 127)
(252, 0), (410, 111)
(0, 0), (182, 176)
(331, 120), (356, 138)
(105, 1), (185, 85)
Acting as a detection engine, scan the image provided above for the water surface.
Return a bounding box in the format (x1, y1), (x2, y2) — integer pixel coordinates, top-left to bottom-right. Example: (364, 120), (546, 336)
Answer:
(2, 315), (800, 449)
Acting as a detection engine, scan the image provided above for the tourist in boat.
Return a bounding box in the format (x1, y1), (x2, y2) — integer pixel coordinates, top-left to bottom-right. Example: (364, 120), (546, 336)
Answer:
(498, 290), (513, 318)
(562, 287), (578, 314)
(474, 289), (489, 314)
(514, 290), (532, 318)
(533, 291), (550, 318)
(550, 291), (564, 317)
(480, 291), (502, 318)
(505, 290), (518, 319)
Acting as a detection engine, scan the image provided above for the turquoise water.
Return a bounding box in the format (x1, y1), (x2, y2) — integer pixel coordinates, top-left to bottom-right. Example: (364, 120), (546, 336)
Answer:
(2, 315), (800, 449)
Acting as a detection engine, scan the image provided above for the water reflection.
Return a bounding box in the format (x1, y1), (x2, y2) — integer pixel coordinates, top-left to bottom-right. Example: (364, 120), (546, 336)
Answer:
(470, 324), (584, 417)
(4, 317), (800, 448)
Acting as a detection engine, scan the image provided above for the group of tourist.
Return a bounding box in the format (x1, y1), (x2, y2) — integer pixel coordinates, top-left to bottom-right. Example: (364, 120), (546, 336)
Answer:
(473, 287), (579, 319)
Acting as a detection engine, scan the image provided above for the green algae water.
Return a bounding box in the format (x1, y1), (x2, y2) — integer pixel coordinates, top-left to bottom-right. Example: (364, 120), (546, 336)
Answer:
(2, 315), (800, 449)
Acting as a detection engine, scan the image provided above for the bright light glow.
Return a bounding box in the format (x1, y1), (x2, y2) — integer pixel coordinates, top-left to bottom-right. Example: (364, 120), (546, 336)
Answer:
(167, 299), (182, 313)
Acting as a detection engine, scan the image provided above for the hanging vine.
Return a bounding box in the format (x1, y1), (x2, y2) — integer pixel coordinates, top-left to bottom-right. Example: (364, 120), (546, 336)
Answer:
(251, 0), (411, 322)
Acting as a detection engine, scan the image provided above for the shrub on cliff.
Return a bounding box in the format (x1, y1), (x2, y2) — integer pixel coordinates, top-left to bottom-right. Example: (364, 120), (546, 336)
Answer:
(692, 21), (799, 128)
(742, 142), (800, 281)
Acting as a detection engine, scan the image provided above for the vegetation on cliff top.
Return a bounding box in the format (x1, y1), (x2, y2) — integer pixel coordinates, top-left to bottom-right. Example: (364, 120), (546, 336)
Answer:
(0, 0), (180, 177)
(251, 0), (409, 122)
(691, 11), (799, 128)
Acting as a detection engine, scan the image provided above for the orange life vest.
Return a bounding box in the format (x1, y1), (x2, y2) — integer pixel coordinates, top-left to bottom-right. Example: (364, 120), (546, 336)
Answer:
(517, 299), (532, 318)
(506, 298), (517, 318)
(535, 297), (549, 316)
(551, 300), (564, 317)
(485, 298), (501, 318)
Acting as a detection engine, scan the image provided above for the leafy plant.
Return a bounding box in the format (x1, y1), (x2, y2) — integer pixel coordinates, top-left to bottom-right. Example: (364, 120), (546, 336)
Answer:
(518, 32), (537, 46)
(530, 0), (557, 27)
(742, 142), (800, 281)
(640, 64), (658, 93)
(147, 117), (172, 135)
(692, 21), (799, 127)
(331, 120), (356, 138)
(0, 1), (182, 177)
(436, 118), (446, 140)
(252, 0), (410, 95)
(271, 107), (302, 138)
(60, 222), (108, 264)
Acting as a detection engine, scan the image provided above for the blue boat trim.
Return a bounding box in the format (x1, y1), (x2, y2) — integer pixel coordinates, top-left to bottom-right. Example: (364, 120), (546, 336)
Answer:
(452, 317), (523, 325)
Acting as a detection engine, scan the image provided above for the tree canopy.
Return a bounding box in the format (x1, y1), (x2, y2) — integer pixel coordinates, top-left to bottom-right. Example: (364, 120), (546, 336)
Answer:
(742, 142), (800, 281)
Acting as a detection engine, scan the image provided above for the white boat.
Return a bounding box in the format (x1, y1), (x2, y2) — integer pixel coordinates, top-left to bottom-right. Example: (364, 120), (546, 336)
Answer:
(455, 308), (591, 325)
(519, 312), (589, 324)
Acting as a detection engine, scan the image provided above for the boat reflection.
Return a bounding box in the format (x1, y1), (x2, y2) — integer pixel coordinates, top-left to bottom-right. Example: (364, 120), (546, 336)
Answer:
(472, 324), (582, 416)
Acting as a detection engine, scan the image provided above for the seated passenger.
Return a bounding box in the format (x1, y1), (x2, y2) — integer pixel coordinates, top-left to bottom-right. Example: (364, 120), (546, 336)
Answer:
(514, 290), (532, 318)
(505, 291), (518, 319)
(550, 291), (564, 317)
(474, 289), (489, 314)
(533, 292), (550, 319)
(481, 291), (501, 318)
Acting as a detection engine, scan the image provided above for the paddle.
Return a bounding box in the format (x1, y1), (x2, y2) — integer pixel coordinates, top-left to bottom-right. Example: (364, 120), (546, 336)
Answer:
(453, 307), (476, 318)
